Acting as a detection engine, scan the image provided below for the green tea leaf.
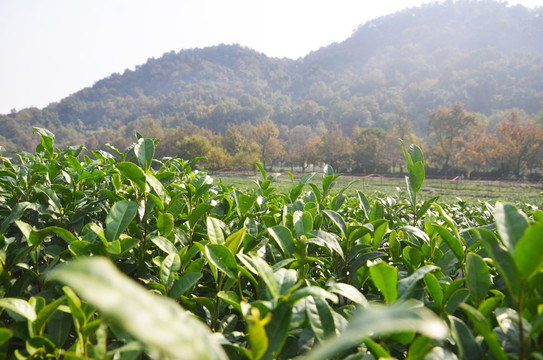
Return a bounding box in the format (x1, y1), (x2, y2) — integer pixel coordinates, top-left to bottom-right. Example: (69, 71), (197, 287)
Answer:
(169, 273), (202, 300)
(0, 328), (13, 346)
(364, 337), (391, 358)
(150, 236), (178, 256)
(34, 184), (62, 213)
(33, 296), (66, 336)
(116, 162), (147, 192)
(514, 222), (543, 280)
(246, 307), (268, 360)
(459, 304), (507, 360)
(205, 244), (238, 279)
(293, 211), (313, 237)
(398, 265), (439, 301)
(424, 272), (443, 308)
(0, 298), (37, 321)
(307, 304), (447, 360)
(406, 335), (435, 360)
(189, 203), (214, 229)
(288, 286), (338, 304)
(409, 161), (425, 194)
(134, 138), (155, 172)
(1, 201), (31, 233)
(477, 228), (521, 301)
(146, 173), (169, 203)
(207, 216), (225, 245)
(249, 254), (278, 299)
(448, 316), (483, 360)
(16, 221), (79, 246)
(357, 191), (371, 218)
(308, 230), (344, 259)
(234, 192), (257, 216)
(49, 257), (227, 360)
(495, 202), (529, 254)
(105, 200), (137, 243)
(268, 225), (295, 258)
(432, 223), (464, 262)
(465, 253), (490, 304)
(217, 291), (241, 313)
(160, 253), (181, 288)
(225, 227), (245, 255)
(274, 268), (297, 296)
(327, 282), (369, 307)
(369, 261), (398, 304)
(157, 212), (175, 237)
(323, 210), (347, 239)
(263, 303), (292, 360)
(306, 296), (336, 342)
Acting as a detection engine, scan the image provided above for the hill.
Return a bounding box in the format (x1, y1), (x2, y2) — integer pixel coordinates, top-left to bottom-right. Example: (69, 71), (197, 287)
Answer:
(1, 0), (542, 160)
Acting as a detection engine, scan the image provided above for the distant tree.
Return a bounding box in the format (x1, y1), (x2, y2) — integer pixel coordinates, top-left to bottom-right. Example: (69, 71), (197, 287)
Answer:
(386, 106), (418, 174)
(205, 145), (232, 171)
(178, 136), (211, 164)
(155, 129), (185, 159)
(284, 125), (311, 171)
(494, 111), (543, 177)
(351, 127), (389, 174)
(426, 102), (478, 173)
(250, 121), (284, 170)
(319, 121), (352, 173)
(457, 129), (499, 176)
(222, 126), (260, 170)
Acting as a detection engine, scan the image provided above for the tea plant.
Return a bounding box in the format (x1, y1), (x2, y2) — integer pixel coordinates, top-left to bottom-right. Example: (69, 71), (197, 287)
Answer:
(0, 128), (541, 359)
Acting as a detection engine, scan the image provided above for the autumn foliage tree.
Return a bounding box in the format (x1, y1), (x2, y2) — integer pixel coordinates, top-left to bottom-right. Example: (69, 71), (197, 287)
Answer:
(284, 125), (315, 172)
(457, 129), (499, 176)
(250, 120), (284, 170)
(319, 121), (352, 173)
(494, 111), (543, 177)
(426, 102), (478, 173)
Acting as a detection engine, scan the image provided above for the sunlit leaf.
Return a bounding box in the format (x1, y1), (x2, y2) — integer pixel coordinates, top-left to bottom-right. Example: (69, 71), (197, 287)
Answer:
(369, 261), (398, 304)
(495, 202), (529, 253)
(105, 200), (137, 243)
(134, 138), (155, 172)
(308, 230), (344, 259)
(514, 222), (543, 280)
(307, 304), (447, 360)
(0, 298), (37, 321)
(189, 203), (214, 229)
(268, 225), (295, 258)
(116, 162), (147, 192)
(323, 210), (347, 239)
(205, 244), (238, 279)
(207, 216), (225, 245)
(49, 257), (227, 360)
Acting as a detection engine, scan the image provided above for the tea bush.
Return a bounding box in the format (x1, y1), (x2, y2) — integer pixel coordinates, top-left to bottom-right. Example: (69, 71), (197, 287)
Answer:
(0, 128), (541, 359)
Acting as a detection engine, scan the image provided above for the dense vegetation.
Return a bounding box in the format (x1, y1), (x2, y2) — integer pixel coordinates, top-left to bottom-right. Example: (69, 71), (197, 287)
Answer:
(1, 1), (543, 177)
(0, 129), (542, 359)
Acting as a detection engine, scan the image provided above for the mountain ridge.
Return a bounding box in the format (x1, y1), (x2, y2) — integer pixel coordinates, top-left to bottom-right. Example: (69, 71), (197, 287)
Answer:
(1, 0), (542, 152)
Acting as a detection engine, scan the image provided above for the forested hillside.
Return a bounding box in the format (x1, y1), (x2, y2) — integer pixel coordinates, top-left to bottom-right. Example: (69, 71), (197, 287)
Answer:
(1, 0), (542, 177)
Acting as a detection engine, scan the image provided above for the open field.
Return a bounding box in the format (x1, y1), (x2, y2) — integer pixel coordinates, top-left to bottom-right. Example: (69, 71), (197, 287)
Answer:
(215, 171), (543, 208)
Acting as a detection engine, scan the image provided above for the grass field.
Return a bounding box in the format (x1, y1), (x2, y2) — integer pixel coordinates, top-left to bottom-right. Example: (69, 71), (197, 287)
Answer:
(214, 171), (543, 208)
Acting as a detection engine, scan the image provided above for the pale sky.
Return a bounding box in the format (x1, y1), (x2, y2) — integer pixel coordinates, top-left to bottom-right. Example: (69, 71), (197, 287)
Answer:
(0, 0), (540, 114)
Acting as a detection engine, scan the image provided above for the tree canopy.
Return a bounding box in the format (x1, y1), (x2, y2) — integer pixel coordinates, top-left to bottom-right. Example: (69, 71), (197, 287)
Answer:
(1, 1), (542, 178)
